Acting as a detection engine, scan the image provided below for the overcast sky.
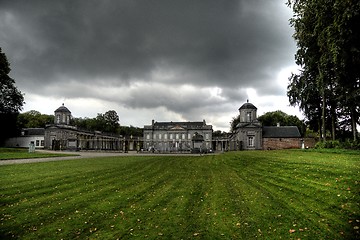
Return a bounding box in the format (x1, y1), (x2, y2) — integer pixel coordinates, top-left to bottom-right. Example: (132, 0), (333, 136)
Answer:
(0, 0), (301, 131)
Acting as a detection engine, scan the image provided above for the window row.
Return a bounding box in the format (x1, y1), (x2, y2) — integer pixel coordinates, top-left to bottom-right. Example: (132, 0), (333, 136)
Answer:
(146, 133), (210, 140)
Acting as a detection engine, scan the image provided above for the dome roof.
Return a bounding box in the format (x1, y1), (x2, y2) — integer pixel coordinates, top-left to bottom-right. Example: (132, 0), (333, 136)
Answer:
(55, 104), (71, 113)
(239, 102), (257, 110)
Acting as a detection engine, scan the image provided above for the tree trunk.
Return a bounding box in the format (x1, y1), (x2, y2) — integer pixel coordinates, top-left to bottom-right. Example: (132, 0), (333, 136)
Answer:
(319, 68), (326, 142)
(330, 84), (336, 140)
(351, 107), (358, 141)
(322, 95), (326, 141)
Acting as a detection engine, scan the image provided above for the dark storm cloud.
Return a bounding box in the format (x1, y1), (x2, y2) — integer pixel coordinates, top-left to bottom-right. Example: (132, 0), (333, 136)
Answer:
(1, 0), (293, 83)
(0, 0), (296, 125)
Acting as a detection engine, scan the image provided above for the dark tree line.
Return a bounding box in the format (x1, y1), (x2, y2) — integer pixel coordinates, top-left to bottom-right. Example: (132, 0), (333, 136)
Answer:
(0, 48), (24, 145)
(17, 110), (54, 129)
(287, 0), (360, 141)
(72, 111), (142, 137)
(73, 110), (120, 134)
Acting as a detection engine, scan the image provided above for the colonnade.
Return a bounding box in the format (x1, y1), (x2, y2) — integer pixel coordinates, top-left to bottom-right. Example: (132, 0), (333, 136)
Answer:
(77, 133), (122, 150)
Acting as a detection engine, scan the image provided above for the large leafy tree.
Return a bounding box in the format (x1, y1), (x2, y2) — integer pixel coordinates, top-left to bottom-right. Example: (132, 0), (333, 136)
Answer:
(287, 0), (360, 141)
(258, 110), (305, 136)
(103, 110), (120, 133)
(73, 110), (120, 134)
(0, 48), (24, 114)
(0, 48), (24, 144)
(17, 110), (54, 128)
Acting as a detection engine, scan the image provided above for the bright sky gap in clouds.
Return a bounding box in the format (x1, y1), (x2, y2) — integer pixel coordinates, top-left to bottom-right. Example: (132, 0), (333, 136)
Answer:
(0, 0), (301, 132)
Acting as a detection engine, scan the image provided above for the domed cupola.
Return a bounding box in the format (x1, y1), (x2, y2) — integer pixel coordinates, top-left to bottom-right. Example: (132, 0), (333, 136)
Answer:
(54, 103), (71, 125)
(239, 100), (257, 123)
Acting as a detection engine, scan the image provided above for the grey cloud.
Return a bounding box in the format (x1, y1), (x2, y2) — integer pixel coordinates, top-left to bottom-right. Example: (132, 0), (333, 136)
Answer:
(0, 0), (296, 124)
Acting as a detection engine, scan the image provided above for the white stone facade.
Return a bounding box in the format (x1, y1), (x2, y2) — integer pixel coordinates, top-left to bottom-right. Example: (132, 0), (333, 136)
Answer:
(143, 120), (213, 152)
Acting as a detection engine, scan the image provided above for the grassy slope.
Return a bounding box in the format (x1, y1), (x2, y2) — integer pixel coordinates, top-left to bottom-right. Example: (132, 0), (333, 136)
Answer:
(0, 150), (359, 239)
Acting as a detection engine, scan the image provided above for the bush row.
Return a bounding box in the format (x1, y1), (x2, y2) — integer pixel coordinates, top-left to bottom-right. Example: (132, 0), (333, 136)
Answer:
(315, 140), (360, 150)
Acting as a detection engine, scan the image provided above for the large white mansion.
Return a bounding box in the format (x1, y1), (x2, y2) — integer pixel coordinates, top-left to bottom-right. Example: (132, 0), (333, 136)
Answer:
(143, 120), (213, 152)
(6, 101), (305, 151)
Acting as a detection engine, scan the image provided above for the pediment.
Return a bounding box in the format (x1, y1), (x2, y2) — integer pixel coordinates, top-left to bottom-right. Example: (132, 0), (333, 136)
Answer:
(236, 122), (262, 129)
(169, 125), (186, 131)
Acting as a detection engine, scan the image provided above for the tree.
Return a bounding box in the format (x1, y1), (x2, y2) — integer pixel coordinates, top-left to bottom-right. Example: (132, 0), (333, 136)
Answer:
(287, 0), (360, 141)
(230, 115), (240, 133)
(73, 110), (120, 134)
(119, 126), (143, 137)
(0, 48), (24, 114)
(258, 110), (305, 136)
(0, 48), (24, 145)
(17, 110), (54, 129)
(103, 110), (120, 133)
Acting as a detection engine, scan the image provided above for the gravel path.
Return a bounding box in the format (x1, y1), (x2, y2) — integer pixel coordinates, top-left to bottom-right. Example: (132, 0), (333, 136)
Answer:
(0, 150), (207, 165)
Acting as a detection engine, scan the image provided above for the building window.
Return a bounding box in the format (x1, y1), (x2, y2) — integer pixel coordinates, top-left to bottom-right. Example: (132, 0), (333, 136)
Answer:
(247, 112), (252, 122)
(248, 136), (254, 147)
(188, 133), (191, 139)
(159, 134), (162, 140)
(36, 140), (40, 146)
(146, 134), (150, 140)
(164, 134), (168, 140)
(205, 133), (209, 140)
(41, 140), (44, 146)
(182, 133), (185, 139)
(176, 133), (179, 139)
(170, 134), (173, 139)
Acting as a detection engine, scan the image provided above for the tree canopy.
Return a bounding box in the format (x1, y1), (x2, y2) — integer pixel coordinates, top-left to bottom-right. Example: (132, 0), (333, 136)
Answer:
(0, 48), (24, 145)
(0, 48), (24, 114)
(258, 110), (305, 136)
(287, 0), (360, 141)
(72, 110), (141, 136)
(17, 110), (54, 129)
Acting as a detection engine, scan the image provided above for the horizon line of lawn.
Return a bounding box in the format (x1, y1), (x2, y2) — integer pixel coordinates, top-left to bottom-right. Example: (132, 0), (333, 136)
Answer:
(0, 150), (359, 239)
(0, 148), (79, 160)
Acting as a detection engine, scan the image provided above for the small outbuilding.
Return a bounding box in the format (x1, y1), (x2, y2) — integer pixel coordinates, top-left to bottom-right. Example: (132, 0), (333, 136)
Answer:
(230, 101), (302, 150)
(262, 125), (301, 150)
(5, 128), (45, 149)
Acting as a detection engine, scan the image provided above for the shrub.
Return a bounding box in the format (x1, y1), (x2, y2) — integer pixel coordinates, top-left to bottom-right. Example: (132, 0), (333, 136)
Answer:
(315, 139), (360, 150)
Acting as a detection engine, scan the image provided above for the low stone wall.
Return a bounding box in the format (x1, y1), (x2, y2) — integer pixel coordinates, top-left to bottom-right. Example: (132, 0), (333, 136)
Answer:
(263, 138), (301, 150)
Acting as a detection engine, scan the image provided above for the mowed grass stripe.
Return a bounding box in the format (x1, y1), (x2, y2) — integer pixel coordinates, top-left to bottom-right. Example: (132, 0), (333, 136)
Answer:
(1, 150), (359, 239)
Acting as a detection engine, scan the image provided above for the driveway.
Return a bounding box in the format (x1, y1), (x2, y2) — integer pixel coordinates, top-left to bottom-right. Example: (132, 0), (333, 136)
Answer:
(0, 150), (208, 165)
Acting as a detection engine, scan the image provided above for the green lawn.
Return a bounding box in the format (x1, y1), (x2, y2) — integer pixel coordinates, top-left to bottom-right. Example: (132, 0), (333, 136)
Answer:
(0, 148), (78, 160)
(0, 150), (359, 239)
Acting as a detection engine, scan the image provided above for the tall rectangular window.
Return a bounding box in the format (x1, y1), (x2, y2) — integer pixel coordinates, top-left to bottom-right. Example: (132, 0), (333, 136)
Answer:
(247, 112), (252, 122)
(248, 136), (254, 147)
